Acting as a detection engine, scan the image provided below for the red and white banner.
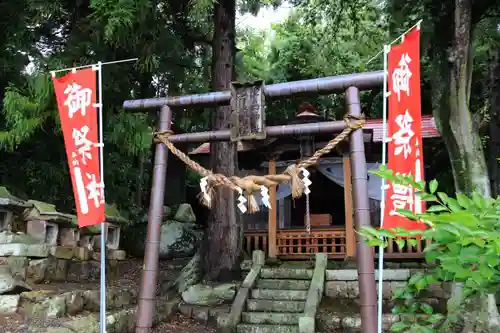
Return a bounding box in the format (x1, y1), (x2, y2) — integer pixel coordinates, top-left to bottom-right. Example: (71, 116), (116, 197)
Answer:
(384, 27), (425, 231)
(52, 68), (105, 227)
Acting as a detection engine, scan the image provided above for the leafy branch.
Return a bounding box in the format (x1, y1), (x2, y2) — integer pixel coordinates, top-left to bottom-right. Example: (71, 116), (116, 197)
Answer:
(358, 165), (500, 332)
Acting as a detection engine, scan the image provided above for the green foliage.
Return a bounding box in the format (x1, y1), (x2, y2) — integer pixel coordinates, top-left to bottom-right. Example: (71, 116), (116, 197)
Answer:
(359, 166), (500, 332)
(90, 0), (151, 42)
(236, 28), (272, 82)
(0, 0), (205, 215)
(389, 271), (446, 332)
(0, 0), (287, 217)
(1, 73), (56, 150)
(236, 0), (387, 124)
(107, 112), (153, 157)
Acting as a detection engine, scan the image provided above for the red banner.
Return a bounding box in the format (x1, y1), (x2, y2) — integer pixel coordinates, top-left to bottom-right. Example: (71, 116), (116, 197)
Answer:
(52, 68), (105, 227)
(384, 27), (425, 231)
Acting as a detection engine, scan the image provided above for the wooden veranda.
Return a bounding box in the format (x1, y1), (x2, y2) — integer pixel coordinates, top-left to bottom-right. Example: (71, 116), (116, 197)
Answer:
(243, 156), (432, 260)
(190, 109), (439, 261)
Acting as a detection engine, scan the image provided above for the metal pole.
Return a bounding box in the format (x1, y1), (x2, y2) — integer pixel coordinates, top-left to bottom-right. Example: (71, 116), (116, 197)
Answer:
(365, 19), (423, 65)
(96, 61), (107, 333)
(135, 105), (172, 333)
(346, 86), (378, 333)
(167, 120), (348, 144)
(50, 58), (138, 75)
(377, 45), (390, 333)
(123, 71), (384, 110)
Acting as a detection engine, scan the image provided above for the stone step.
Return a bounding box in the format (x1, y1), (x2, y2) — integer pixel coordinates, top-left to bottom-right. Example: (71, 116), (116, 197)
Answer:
(260, 268), (313, 280)
(251, 289), (308, 301)
(178, 303), (230, 322)
(246, 299), (305, 313)
(237, 324), (299, 333)
(256, 279), (310, 290)
(241, 312), (301, 325)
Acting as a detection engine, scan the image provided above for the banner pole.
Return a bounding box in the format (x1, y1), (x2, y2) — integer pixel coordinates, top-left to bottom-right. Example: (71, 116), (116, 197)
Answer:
(377, 45), (390, 333)
(366, 19), (422, 65)
(50, 57), (138, 333)
(50, 58), (138, 74)
(96, 61), (107, 333)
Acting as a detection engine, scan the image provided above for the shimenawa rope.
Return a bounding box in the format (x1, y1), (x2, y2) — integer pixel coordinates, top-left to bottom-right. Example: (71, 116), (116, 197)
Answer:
(154, 114), (365, 213)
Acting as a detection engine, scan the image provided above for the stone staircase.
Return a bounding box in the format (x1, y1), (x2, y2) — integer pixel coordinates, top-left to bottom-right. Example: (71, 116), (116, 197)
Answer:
(236, 267), (313, 333)
(218, 251), (326, 333)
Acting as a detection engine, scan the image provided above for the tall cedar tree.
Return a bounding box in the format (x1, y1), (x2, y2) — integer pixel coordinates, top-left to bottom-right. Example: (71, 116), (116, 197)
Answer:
(204, 0), (242, 281)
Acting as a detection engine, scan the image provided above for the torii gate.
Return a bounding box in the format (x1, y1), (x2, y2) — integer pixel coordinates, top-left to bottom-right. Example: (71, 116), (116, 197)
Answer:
(123, 71), (384, 333)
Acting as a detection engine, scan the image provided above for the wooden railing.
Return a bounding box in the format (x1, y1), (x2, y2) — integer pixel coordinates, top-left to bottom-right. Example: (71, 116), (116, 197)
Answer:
(243, 230), (268, 255)
(379, 237), (432, 259)
(243, 228), (430, 260)
(276, 228), (346, 259)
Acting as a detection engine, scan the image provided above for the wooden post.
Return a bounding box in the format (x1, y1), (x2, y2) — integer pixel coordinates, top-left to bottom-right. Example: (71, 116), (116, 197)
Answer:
(268, 159), (277, 258)
(343, 155), (356, 258)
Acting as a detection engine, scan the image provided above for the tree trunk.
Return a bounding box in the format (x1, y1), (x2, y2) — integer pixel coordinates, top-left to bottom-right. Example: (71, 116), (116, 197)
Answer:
(432, 0), (490, 196)
(488, 47), (500, 197)
(204, 0), (241, 282)
(430, 1), (500, 331)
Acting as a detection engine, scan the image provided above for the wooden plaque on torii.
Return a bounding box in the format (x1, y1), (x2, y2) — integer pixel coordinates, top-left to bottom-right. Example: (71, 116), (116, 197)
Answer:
(230, 80), (267, 142)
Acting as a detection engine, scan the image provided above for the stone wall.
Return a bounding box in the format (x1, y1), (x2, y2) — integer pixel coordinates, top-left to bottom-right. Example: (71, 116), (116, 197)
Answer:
(0, 243), (127, 285)
(31, 253), (126, 283)
(9, 287), (137, 318)
(0, 230), (128, 312)
(324, 269), (450, 300)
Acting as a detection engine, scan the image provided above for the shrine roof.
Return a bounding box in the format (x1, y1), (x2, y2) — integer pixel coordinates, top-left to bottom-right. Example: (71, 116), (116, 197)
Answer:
(0, 186), (31, 209)
(104, 203), (128, 224)
(189, 115), (440, 155)
(23, 200), (128, 229)
(26, 200), (75, 221)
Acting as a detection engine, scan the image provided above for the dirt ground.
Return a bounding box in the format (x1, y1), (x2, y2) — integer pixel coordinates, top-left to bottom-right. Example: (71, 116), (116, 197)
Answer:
(0, 313), (219, 333)
(154, 314), (218, 333)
